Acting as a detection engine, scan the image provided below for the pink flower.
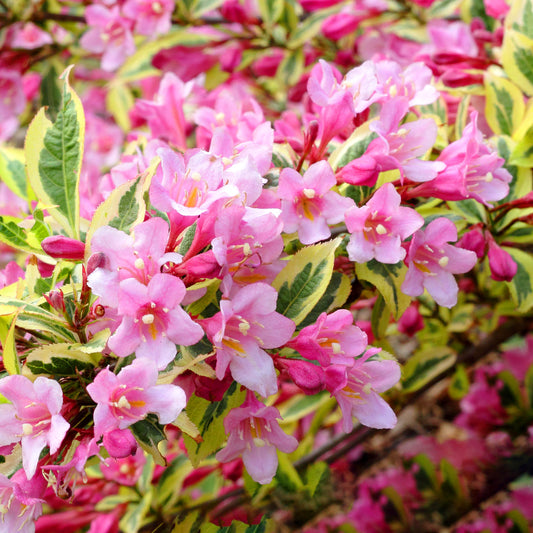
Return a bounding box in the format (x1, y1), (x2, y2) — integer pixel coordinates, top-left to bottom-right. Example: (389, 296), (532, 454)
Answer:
(80, 5), (135, 71)
(7, 22), (53, 49)
(408, 112), (512, 205)
(278, 161), (354, 245)
(486, 233), (517, 282)
(216, 392), (298, 484)
(288, 310), (368, 367)
(203, 283), (295, 397)
(327, 349), (401, 431)
(101, 448), (146, 486)
(87, 358), (187, 439)
(88, 217), (181, 308)
(108, 273), (204, 369)
(122, 0), (174, 36)
(0, 470), (46, 532)
(0, 375), (70, 478)
(402, 218), (478, 307)
(345, 183), (423, 263)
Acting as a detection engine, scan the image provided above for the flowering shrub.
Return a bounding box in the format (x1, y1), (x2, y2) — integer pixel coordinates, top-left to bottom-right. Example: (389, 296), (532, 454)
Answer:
(0, 0), (532, 531)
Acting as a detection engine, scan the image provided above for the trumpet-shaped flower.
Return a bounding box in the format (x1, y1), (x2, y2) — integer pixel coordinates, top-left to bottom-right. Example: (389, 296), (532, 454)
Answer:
(87, 358), (186, 439)
(203, 283), (295, 397)
(402, 218), (478, 307)
(278, 161), (354, 244)
(216, 392), (298, 484)
(0, 375), (70, 479)
(108, 273), (204, 369)
(345, 183), (424, 263)
(327, 350), (401, 431)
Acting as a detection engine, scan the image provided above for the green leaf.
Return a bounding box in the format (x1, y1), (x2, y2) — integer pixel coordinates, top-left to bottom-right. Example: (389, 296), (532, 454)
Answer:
(130, 414), (167, 466)
(276, 452), (304, 492)
(95, 490), (139, 511)
(508, 0), (533, 39)
(273, 238), (340, 326)
(412, 454), (438, 491)
(497, 369), (524, 408)
(510, 125), (533, 166)
(118, 489), (152, 533)
(454, 94), (471, 140)
(155, 455), (193, 511)
(277, 48), (304, 87)
(502, 29), (533, 96)
(525, 364), (533, 407)
(85, 159), (157, 259)
(106, 83), (134, 132)
(440, 459), (465, 500)
(0, 297), (78, 342)
(287, 5), (340, 48)
(40, 65), (62, 119)
(506, 509), (531, 533)
(0, 147), (30, 203)
(328, 123), (376, 171)
(506, 248), (533, 313)
(297, 271), (351, 329)
(279, 390), (331, 424)
(0, 313), (21, 375)
(305, 461), (329, 497)
(189, 0), (225, 18)
(183, 382), (246, 467)
(371, 294), (390, 340)
(258, 0), (284, 26)
(355, 260), (410, 320)
(402, 347), (456, 393)
(25, 66), (84, 239)
(448, 199), (486, 224)
(449, 364), (469, 400)
(24, 344), (99, 379)
(484, 73), (525, 136)
(0, 216), (43, 255)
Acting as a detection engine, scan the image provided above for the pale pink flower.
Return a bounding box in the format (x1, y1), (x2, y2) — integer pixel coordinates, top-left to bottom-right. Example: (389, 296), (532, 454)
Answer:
(216, 392), (298, 484)
(203, 283), (295, 397)
(88, 217), (180, 308)
(108, 273), (204, 369)
(0, 375), (70, 478)
(345, 183), (423, 263)
(87, 358), (187, 438)
(278, 161), (354, 245)
(7, 22), (53, 49)
(0, 68), (25, 122)
(402, 218), (478, 308)
(122, 0), (174, 36)
(327, 349), (401, 431)
(80, 5), (135, 71)
(100, 447), (146, 486)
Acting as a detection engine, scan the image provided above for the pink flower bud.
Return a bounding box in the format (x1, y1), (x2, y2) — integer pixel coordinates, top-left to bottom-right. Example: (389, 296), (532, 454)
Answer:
(486, 234), (517, 282)
(102, 429), (138, 458)
(41, 235), (85, 261)
(280, 358), (325, 395)
(457, 227), (486, 259)
(397, 304), (424, 337)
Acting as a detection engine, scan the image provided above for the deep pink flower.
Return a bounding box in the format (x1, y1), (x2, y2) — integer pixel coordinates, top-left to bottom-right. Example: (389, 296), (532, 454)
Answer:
(402, 218), (478, 307)
(486, 233), (517, 282)
(345, 183), (423, 263)
(203, 283), (295, 397)
(0, 375), (69, 478)
(87, 358), (187, 439)
(216, 392), (298, 484)
(287, 310), (368, 367)
(0, 470), (46, 532)
(108, 273), (204, 369)
(278, 161), (354, 244)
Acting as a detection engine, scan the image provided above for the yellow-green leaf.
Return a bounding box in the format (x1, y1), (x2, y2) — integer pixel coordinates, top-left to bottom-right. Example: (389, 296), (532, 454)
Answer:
(0, 147), (32, 204)
(506, 247), (533, 312)
(0, 312), (21, 375)
(273, 238), (340, 326)
(355, 260), (410, 320)
(106, 83), (134, 132)
(402, 347), (456, 393)
(502, 29), (533, 96)
(484, 73), (525, 136)
(25, 66), (84, 239)
(84, 159), (157, 260)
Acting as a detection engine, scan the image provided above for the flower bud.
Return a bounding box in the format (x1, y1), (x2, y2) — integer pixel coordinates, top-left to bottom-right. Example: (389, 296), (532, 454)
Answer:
(486, 234), (517, 282)
(279, 358), (325, 395)
(41, 236), (85, 261)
